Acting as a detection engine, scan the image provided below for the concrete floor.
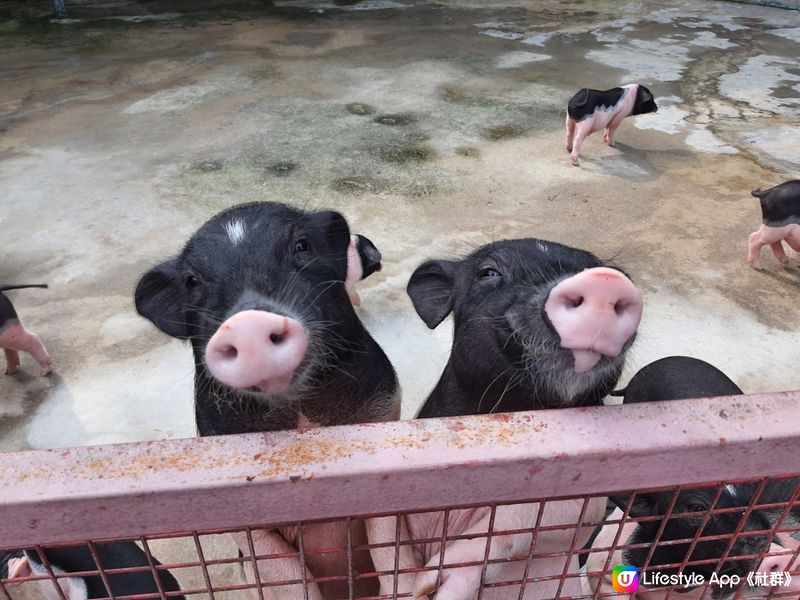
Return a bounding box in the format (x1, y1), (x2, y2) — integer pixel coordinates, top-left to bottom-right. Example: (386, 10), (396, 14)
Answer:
(1, 0), (799, 456)
(2, 1), (800, 598)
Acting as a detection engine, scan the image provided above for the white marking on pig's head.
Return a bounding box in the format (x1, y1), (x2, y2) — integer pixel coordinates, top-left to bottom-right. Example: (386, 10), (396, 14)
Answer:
(725, 484), (737, 497)
(536, 242), (549, 254)
(224, 219), (246, 245)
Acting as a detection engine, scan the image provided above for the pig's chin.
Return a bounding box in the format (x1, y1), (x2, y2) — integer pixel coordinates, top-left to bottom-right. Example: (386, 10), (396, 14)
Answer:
(251, 372), (295, 394)
(519, 342), (613, 376)
(521, 345), (622, 405)
(212, 358), (315, 403)
(571, 349), (603, 373)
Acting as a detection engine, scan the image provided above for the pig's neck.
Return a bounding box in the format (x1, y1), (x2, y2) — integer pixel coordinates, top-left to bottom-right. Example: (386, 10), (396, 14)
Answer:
(418, 360), (608, 418)
(618, 83), (637, 116)
(190, 332), (398, 437)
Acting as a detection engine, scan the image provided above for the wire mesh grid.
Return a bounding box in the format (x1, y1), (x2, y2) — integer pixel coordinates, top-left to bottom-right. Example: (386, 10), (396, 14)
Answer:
(1, 479), (798, 600)
(0, 395), (798, 600)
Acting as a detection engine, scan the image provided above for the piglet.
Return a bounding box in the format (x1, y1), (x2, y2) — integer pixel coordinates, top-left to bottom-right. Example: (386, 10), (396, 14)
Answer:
(565, 84), (657, 166)
(135, 202), (398, 599)
(0, 284), (52, 376)
(612, 356), (742, 403)
(747, 180), (800, 269)
(585, 489), (760, 600)
(585, 360), (798, 599)
(345, 234), (382, 306)
(586, 478), (800, 599)
(3, 543), (184, 600)
(368, 239), (643, 599)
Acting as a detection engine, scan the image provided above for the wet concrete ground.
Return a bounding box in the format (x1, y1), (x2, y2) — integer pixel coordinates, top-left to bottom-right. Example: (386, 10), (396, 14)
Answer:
(0, 0), (799, 455)
(1, 1), (800, 598)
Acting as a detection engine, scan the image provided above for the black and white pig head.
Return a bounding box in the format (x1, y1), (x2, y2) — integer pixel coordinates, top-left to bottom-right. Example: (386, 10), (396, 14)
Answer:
(611, 485), (770, 596)
(135, 202), (382, 404)
(632, 84), (658, 115)
(408, 239), (643, 413)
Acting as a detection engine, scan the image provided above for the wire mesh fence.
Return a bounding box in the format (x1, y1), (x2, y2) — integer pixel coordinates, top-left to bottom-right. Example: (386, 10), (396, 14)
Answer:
(1, 393), (798, 600)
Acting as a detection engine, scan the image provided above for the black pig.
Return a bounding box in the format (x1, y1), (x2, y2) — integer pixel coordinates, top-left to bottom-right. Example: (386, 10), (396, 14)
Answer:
(135, 201), (398, 599)
(613, 356), (743, 404)
(588, 357), (797, 599)
(3, 542), (183, 600)
(408, 239), (643, 418)
(368, 238), (644, 600)
(586, 479), (800, 599)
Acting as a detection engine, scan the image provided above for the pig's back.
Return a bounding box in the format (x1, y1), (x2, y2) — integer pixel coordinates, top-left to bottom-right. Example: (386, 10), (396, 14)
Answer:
(567, 87), (625, 120)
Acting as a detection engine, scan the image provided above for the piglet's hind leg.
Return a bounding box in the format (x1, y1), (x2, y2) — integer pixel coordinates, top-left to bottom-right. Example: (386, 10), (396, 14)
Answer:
(604, 112), (625, 147)
(565, 116), (576, 152)
(747, 230), (766, 269)
(770, 241), (790, 266)
(4, 349), (20, 375)
(569, 121), (593, 166)
(783, 227), (800, 254)
(25, 333), (52, 375)
(0, 324), (52, 375)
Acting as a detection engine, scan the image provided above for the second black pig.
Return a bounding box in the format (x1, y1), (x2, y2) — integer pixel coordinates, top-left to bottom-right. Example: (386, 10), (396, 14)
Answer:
(411, 238), (643, 418)
(368, 238), (644, 599)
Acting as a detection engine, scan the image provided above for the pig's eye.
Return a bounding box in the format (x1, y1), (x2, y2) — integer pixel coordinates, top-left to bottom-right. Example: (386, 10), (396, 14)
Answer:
(479, 267), (502, 279)
(685, 502), (708, 513)
(294, 239), (311, 253)
(184, 274), (200, 290)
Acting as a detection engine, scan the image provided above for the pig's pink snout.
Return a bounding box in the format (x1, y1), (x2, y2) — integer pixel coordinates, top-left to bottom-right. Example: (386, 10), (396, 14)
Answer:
(757, 545), (800, 590)
(205, 310), (309, 394)
(544, 267), (643, 373)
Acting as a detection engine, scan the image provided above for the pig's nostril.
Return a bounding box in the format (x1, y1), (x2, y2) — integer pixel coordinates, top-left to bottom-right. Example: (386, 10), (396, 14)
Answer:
(219, 345), (238, 360)
(614, 301), (627, 315)
(570, 296), (583, 308)
(269, 333), (285, 345)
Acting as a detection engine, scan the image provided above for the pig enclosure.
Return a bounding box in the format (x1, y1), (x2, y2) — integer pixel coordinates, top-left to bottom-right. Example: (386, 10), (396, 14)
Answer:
(1, 0), (800, 598)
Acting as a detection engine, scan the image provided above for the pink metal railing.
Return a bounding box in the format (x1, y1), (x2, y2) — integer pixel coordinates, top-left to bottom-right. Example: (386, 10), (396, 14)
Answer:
(0, 392), (798, 600)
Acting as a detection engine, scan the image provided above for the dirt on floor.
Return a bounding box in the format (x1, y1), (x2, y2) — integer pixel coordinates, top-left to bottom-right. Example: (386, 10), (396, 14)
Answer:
(2, 0), (800, 449)
(1, 0), (800, 597)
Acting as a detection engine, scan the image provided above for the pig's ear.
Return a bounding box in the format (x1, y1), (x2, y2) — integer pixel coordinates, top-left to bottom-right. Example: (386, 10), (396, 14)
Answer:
(355, 234), (382, 280)
(407, 259), (458, 329)
(316, 210), (351, 252)
(7, 556), (31, 580)
(135, 258), (188, 339)
(609, 493), (658, 518)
